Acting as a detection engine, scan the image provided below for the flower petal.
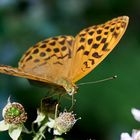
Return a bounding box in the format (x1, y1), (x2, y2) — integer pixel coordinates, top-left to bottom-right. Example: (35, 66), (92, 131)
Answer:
(47, 118), (55, 128)
(8, 125), (22, 140)
(53, 129), (62, 135)
(33, 110), (45, 126)
(120, 133), (133, 140)
(131, 108), (140, 122)
(22, 125), (31, 134)
(0, 120), (9, 131)
(132, 129), (140, 139)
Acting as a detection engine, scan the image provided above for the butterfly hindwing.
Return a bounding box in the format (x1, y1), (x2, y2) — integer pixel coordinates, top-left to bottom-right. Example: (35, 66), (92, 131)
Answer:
(18, 35), (75, 84)
(0, 64), (57, 85)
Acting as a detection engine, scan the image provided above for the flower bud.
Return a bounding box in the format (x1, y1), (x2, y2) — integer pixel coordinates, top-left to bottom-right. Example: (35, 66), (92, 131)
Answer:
(55, 111), (76, 133)
(3, 102), (27, 125)
(52, 110), (80, 135)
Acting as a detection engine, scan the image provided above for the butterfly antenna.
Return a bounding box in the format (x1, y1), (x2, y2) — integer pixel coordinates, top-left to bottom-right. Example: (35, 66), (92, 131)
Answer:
(78, 75), (117, 86)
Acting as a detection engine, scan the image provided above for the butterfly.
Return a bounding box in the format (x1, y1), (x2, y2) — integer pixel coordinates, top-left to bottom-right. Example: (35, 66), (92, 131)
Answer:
(0, 16), (129, 95)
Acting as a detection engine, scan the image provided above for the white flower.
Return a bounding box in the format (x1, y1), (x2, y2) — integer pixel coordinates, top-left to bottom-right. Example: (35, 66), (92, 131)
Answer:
(47, 117), (55, 129)
(120, 108), (140, 140)
(0, 97), (27, 140)
(131, 108), (140, 122)
(47, 110), (80, 135)
(33, 109), (45, 126)
(121, 133), (133, 140)
(121, 130), (140, 140)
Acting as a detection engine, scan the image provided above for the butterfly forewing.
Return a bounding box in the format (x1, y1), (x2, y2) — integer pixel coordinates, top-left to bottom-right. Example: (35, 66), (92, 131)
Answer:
(69, 16), (129, 82)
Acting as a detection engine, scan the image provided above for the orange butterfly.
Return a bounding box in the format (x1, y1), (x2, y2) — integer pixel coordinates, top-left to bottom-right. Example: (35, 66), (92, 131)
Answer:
(0, 16), (129, 95)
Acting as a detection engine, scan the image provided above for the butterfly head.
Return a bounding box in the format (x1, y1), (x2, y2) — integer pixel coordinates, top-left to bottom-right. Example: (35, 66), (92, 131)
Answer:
(57, 78), (78, 95)
(65, 84), (78, 95)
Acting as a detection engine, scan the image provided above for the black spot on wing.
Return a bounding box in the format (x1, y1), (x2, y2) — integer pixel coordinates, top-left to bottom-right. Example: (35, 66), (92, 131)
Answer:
(40, 44), (46, 48)
(52, 37), (58, 40)
(76, 45), (85, 52)
(59, 40), (65, 45)
(33, 49), (39, 54)
(96, 36), (101, 41)
(84, 51), (89, 55)
(46, 48), (51, 52)
(92, 43), (99, 49)
(88, 39), (93, 45)
(83, 61), (90, 69)
(97, 29), (102, 34)
(92, 52), (102, 58)
(113, 32), (119, 38)
(89, 59), (95, 65)
(101, 38), (107, 43)
(79, 33), (86, 37)
(26, 56), (32, 61)
(80, 38), (85, 42)
(40, 52), (46, 57)
(104, 26), (109, 29)
(53, 48), (59, 53)
(102, 43), (109, 51)
(61, 46), (67, 51)
(110, 28), (115, 32)
(88, 31), (94, 36)
(49, 41), (56, 46)
(104, 32), (108, 35)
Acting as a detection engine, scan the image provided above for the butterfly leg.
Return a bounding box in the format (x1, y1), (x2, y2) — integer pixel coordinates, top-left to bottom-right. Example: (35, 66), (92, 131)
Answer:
(68, 94), (76, 111)
(54, 104), (59, 119)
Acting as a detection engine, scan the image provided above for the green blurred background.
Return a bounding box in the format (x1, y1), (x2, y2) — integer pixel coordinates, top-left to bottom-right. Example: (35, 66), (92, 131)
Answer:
(0, 0), (140, 140)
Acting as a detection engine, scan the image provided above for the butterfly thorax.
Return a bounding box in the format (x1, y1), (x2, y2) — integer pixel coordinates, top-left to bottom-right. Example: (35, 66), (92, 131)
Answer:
(56, 78), (78, 95)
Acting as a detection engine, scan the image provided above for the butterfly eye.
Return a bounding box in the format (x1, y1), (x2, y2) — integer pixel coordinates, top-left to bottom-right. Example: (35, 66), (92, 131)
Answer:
(66, 85), (78, 95)
(66, 87), (75, 95)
